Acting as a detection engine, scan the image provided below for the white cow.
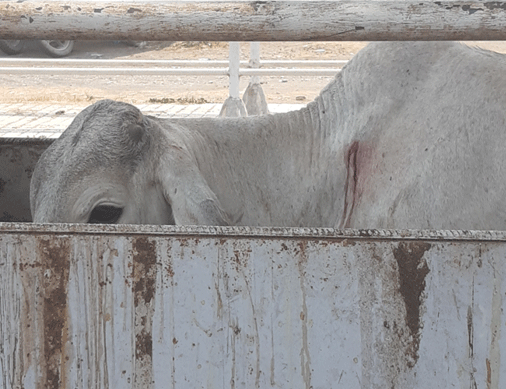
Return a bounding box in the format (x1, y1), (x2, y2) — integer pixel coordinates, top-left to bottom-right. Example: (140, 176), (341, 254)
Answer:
(30, 42), (506, 230)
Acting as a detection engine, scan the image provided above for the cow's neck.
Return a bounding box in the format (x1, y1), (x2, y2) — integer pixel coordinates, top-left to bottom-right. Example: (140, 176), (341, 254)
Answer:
(176, 99), (348, 227)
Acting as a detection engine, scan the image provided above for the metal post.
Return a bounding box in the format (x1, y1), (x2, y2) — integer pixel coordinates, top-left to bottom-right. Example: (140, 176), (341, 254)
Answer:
(249, 42), (261, 86)
(219, 42), (247, 117)
(228, 42), (241, 99)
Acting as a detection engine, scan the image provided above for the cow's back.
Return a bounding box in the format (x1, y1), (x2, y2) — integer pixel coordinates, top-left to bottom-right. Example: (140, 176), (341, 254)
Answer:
(334, 42), (506, 230)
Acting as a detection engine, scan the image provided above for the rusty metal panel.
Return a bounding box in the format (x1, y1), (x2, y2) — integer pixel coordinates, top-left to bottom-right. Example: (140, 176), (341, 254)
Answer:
(1, 1), (506, 42)
(1, 224), (505, 388)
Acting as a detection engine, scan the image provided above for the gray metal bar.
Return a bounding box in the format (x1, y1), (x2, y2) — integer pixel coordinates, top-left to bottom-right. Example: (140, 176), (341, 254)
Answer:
(228, 42), (241, 98)
(0, 67), (340, 76)
(0, 67), (230, 76)
(2, 222), (506, 242)
(0, 58), (348, 67)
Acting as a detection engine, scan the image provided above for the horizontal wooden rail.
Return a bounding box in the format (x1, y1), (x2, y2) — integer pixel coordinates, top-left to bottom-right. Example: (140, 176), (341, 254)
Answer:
(0, 1), (505, 41)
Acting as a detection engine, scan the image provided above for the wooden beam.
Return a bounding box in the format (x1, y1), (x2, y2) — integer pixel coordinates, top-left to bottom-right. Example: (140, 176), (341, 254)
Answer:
(0, 1), (505, 41)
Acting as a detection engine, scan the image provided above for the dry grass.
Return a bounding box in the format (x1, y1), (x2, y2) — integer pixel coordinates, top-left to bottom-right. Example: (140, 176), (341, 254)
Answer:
(149, 96), (209, 104)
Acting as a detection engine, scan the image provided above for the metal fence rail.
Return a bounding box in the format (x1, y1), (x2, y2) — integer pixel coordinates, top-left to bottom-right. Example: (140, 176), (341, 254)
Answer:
(0, 58), (348, 67)
(0, 42), (346, 112)
(0, 66), (342, 76)
(0, 52), (347, 87)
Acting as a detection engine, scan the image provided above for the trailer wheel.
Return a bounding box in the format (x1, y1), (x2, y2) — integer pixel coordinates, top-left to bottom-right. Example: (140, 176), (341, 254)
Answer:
(36, 40), (75, 58)
(0, 40), (25, 55)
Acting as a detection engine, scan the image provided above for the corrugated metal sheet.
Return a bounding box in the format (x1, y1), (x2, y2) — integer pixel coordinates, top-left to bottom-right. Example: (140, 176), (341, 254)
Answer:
(1, 223), (505, 388)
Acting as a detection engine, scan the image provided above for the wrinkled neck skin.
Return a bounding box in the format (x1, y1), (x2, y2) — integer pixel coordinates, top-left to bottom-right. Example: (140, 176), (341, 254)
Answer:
(153, 97), (348, 228)
(143, 42), (506, 230)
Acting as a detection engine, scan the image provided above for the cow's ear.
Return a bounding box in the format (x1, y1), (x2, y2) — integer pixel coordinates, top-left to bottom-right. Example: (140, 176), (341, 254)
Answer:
(121, 114), (146, 145)
(157, 161), (230, 226)
(125, 122), (144, 143)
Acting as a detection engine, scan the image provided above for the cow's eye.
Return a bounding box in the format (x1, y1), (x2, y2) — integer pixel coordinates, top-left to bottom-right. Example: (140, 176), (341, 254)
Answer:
(88, 205), (123, 224)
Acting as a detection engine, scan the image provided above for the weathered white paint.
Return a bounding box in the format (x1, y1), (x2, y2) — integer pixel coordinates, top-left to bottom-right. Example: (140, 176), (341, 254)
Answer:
(1, 223), (505, 388)
(0, 67), (341, 76)
(249, 42), (261, 86)
(219, 43), (248, 117)
(0, 1), (505, 41)
(228, 42), (241, 99)
(0, 58), (348, 68)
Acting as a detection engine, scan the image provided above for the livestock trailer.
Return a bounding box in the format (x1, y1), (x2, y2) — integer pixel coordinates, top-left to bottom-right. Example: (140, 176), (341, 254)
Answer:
(2, 0), (506, 387)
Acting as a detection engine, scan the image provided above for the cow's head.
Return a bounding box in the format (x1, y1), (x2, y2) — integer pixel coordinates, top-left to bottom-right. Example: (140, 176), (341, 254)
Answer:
(30, 100), (229, 226)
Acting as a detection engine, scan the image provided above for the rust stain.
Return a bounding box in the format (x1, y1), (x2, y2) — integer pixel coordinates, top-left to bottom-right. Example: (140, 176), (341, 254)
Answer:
(296, 240), (311, 387)
(39, 237), (71, 389)
(216, 281), (223, 319)
(165, 242), (175, 280)
(233, 250), (241, 267)
(341, 239), (356, 247)
(133, 237), (157, 306)
(467, 303), (478, 388)
(468, 305), (474, 358)
(132, 237), (157, 364)
(392, 241), (431, 368)
(166, 261), (175, 278)
(18, 261), (43, 271)
(178, 237), (190, 247)
(487, 358), (492, 388)
(230, 241), (251, 270)
(296, 241), (308, 261)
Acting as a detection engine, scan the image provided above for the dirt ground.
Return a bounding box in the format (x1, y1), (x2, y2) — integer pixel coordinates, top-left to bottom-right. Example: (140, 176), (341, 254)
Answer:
(1, 40), (506, 106)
